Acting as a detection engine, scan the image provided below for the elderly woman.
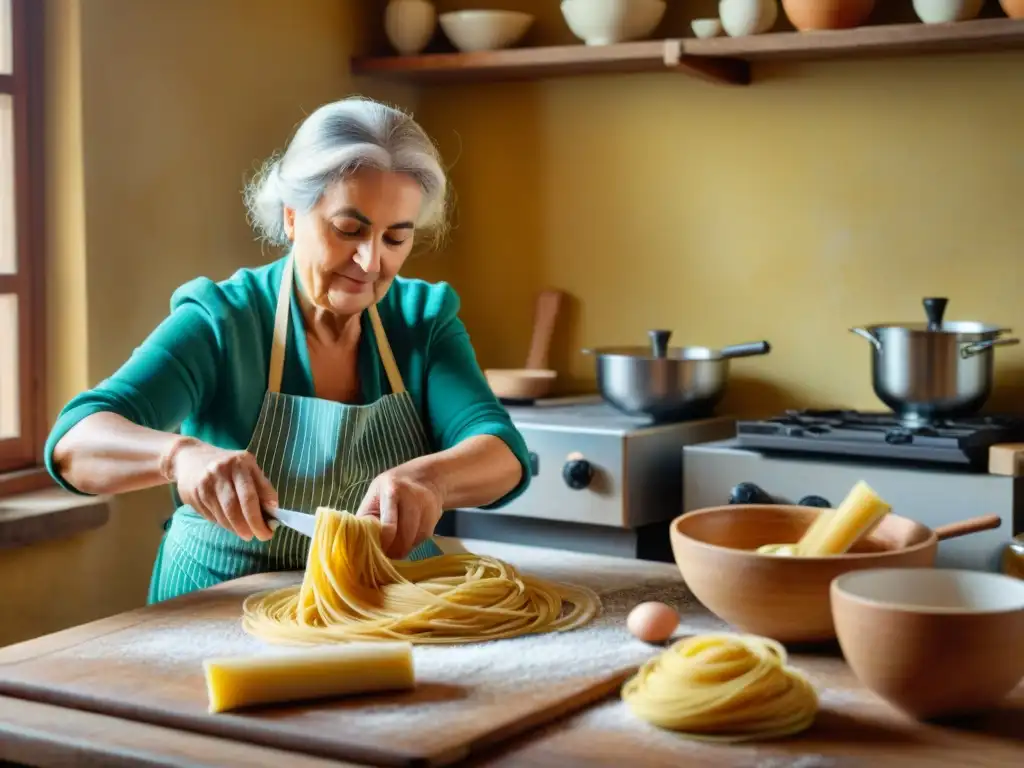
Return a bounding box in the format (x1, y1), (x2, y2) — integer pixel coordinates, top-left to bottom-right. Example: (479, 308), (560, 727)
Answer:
(46, 97), (530, 603)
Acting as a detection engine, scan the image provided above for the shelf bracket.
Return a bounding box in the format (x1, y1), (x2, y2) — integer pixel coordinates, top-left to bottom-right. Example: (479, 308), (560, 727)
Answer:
(662, 39), (751, 86)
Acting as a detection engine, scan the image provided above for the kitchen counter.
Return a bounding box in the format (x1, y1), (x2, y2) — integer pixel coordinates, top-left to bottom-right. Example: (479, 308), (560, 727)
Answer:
(0, 538), (1020, 768)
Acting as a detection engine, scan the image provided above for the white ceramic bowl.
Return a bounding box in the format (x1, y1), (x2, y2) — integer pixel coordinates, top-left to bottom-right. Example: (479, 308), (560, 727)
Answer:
(912, 0), (984, 23)
(832, 568), (1024, 720)
(561, 0), (667, 46)
(719, 0), (778, 37)
(691, 18), (724, 38)
(439, 10), (534, 53)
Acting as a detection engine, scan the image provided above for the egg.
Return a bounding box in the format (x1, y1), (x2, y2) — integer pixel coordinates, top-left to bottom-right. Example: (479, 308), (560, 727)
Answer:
(627, 601), (679, 644)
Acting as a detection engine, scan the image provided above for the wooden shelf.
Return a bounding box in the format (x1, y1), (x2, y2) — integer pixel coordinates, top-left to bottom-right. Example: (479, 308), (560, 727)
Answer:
(352, 17), (1024, 87)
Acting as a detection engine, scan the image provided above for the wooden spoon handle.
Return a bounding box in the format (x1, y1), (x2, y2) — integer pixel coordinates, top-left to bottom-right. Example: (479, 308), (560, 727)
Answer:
(934, 514), (1002, 541)
(525, 290), (565, 370)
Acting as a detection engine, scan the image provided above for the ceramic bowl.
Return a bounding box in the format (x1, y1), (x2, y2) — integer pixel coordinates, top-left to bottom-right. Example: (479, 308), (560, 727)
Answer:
(912, 0), (984, 23)
(438, 10), (534, 53)
(691, 18), (724, 38)
(719, 0), (778, 37)
(1002, 0), (1024, 19)
(670, 504), (939, 642)
(781, 0), (875, 30)
(832, 568), (1024, 720)
(561, 0), (667, 46)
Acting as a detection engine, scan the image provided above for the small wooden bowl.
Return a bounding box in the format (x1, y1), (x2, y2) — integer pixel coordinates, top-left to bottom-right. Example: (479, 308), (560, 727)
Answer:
(485, 368), (556, 401)
(670, 505), (938, 642)
(832, 568), (1024, 720)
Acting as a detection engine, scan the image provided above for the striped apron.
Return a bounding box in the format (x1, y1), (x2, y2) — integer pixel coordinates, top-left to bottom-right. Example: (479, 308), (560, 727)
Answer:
(147, 256), (443, 603)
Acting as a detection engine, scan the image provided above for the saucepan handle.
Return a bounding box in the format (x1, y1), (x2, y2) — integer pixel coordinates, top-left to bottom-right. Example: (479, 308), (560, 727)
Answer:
(719, 340), (771, 359)
(849, 327), (882, 351)
(960, 338), (1021, 360)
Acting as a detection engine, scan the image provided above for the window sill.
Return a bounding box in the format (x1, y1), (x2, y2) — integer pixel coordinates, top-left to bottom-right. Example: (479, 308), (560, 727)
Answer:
(0, 488), (111, 550)
(0, 466), (56, 498)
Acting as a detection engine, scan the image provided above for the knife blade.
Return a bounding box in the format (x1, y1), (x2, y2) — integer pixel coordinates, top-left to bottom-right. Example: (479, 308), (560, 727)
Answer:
(265, 507), (315, 538)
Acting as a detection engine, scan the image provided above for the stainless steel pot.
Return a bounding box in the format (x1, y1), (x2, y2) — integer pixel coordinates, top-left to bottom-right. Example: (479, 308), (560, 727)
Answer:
(850, 297), (1020, 424)
(584, 331), (772, 422)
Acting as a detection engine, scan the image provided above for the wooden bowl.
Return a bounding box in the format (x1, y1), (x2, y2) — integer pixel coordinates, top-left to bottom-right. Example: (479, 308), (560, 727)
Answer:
(485, 368), (556, 401)
(832, 568), (1024, 720)
(670, 504), (937, 642)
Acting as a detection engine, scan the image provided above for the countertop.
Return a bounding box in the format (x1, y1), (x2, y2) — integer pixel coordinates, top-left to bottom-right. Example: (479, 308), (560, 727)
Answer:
(0, 537), (1020, 768)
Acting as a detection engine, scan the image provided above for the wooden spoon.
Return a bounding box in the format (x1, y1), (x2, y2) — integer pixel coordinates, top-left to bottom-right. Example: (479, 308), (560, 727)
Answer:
(486, 290), (565, 402)
(933, 514), (1002, 541)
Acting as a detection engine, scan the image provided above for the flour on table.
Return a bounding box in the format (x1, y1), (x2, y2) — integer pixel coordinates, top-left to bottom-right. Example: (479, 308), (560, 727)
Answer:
(47, 543), (849, 747)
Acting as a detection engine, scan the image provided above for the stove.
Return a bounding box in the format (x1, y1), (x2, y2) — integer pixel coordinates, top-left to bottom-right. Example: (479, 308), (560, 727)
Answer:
(735, 409), (1024, 469)
(438, 397), (736, 562)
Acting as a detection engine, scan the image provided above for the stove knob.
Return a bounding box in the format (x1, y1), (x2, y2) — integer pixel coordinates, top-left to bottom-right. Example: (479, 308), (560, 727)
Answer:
(562, 453), (593, 490)
(729, 482), (774, 505)
(797, 495), (831, 509)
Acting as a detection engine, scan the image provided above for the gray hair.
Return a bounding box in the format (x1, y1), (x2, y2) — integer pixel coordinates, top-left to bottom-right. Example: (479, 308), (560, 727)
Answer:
(244, 97), (448, 248)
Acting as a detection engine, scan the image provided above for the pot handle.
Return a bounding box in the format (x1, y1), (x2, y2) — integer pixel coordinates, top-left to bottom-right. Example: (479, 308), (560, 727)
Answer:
(960, 337), (1021, 359)
(849, 327), (882, 351)
(648, 329), (672, 358)
(719, 340), (771, 359)
(923, 297), (948, 330)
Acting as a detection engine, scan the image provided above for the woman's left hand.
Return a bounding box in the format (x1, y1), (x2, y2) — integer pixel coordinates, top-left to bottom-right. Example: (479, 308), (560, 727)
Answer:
(355, 467), (445, 559)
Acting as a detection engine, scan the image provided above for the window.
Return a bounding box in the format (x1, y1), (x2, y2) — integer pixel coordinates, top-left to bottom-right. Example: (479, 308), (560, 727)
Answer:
(0, 0), (45, 490)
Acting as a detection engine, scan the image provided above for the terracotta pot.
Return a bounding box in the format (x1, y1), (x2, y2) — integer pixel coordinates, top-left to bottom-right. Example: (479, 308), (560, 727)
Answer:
(781, 0), (875, 30)
(1001, 0), (1024, 18)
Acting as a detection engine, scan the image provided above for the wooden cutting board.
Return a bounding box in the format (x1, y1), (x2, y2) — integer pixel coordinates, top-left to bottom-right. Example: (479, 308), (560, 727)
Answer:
(0, 573), (634, 768)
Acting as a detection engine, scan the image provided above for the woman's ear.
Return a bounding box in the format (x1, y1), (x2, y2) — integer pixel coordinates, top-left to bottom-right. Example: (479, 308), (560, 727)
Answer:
(283, 206), (296, 242)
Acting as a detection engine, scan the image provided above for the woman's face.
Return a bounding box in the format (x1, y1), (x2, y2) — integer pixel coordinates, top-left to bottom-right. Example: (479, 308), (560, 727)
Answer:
(284, 167), (424, 316)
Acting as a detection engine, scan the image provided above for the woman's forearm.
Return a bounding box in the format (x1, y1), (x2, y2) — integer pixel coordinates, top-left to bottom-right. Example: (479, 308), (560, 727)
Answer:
(52, 412), (195, 496)
(400, 435), (523, 510)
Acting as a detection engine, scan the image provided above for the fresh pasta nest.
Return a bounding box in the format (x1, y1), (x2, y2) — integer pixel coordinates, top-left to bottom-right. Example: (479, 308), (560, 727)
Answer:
(621, 633), (819, 742)
(242, 507), (602, 645)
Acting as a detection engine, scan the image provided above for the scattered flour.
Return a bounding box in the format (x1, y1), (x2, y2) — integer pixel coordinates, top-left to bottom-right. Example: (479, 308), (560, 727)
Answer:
(19, 543), (857, 758)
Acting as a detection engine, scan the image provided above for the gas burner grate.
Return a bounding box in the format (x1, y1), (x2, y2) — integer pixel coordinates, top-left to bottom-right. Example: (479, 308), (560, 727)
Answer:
(735, 409), (1024, 468)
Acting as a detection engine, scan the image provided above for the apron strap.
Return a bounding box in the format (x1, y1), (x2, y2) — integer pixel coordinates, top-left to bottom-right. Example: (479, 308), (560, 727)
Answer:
(268, 254), (408, 396)
(267, 254), (294, 393)
(368, 303), (406, 395)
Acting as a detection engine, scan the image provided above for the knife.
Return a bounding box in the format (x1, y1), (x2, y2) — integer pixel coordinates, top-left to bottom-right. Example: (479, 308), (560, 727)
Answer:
(264, 507), (315, 538)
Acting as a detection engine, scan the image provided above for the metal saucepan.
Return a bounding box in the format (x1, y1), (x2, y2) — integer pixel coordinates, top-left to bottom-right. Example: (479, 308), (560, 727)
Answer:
(850, 297), (1020, 424)
(584, 330), (772, 421)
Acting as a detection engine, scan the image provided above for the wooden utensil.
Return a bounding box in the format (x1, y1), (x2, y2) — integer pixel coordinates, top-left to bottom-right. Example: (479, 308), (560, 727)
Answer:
(486, 290), (565, 402)
(934, 514), (1002, 540)
(0, 572), (631, 768)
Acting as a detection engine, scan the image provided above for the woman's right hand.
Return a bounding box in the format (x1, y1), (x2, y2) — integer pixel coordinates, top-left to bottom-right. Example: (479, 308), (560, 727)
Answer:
(169, 438), (277, 542)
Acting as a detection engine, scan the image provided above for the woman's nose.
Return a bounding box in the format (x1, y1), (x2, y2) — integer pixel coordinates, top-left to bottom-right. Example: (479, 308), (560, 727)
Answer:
(354, 239), (380, 274)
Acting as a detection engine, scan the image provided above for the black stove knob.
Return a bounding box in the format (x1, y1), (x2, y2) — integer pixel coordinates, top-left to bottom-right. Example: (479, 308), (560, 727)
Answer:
(729, 482), (774, 505)
(562, 457), (593, 490)
(798, 495), (831, 509)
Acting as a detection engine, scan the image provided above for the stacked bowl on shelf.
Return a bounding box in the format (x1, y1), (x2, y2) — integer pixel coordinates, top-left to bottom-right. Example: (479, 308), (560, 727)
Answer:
(384, 0), (1024, 56)
(560, 0), (667, 46)
(383, 1), (535, 55)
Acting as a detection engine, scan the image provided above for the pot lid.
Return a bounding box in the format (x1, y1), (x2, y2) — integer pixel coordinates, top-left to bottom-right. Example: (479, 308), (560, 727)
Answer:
(584, 345), (722, 361)
(864, 320), (1010, 335)
(861, 298), (1010, 336)
(585, 331), (771, 361)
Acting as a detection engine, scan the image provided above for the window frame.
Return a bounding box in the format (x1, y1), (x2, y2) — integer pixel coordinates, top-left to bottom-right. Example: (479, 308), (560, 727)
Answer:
(0, 0), (48, 495)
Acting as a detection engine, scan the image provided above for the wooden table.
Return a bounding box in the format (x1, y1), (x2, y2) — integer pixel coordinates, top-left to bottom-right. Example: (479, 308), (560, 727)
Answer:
(0, 539), (1020, 768)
